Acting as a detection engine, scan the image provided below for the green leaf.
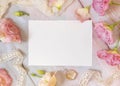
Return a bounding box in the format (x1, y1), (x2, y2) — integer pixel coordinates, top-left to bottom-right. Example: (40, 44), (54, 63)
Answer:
(14, 11), (29, 17)
(31, 73), (42, 78)
(37, 70), (46, 75)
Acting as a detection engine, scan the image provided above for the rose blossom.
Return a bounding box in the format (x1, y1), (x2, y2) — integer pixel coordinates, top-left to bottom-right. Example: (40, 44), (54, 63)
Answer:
(92, 0), (110, 16)
(48, 0), (66, 13)
(0, 68), (12, 86)
(94, 22), (115, 45)
(0, 18), (21, 43)
(97, 50), (120, 66)
(76, 7), (91, 22)
(39, 72), (56, 86)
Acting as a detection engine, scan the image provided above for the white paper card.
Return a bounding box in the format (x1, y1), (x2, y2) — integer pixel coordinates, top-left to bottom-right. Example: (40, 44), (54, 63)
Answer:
(29, 20), (92, 66)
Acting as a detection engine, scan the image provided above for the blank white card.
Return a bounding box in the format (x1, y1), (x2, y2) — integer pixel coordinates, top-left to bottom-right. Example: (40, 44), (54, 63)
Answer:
(29, 20), (92, 66)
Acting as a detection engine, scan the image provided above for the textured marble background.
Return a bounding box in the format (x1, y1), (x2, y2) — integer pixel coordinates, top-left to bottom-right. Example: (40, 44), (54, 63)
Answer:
(0, 0), (120, 86)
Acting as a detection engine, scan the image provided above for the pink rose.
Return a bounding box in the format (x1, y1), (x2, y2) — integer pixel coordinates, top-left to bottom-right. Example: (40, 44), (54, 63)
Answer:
(97, 50), (120, 66)
(92, 0), (110, 16)
(0, 18), (21, 43)
(0, 68), (12, 86)
(94, 22), (114, 45)
(76, 7), (91, 22)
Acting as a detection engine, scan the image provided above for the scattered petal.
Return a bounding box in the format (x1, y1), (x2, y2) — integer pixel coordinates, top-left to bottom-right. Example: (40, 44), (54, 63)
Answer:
(76, 7), (91, 22)
(66, 69), (78, 80)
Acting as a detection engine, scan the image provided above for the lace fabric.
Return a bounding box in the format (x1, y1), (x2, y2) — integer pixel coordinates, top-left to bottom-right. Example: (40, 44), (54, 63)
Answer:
(0, 50), (26, 86)
(79, 69), (102, 86)
(79, 69), (120, 86)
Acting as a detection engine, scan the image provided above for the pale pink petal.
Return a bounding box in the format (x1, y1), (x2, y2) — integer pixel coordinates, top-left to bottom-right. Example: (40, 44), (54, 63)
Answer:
(76, 7), (91, 22)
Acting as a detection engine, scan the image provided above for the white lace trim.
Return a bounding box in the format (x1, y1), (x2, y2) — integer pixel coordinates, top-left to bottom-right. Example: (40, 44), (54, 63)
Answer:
(79, 69), (120, 86)
(0, 50), (26, 86)
(79, 69), (102, 86)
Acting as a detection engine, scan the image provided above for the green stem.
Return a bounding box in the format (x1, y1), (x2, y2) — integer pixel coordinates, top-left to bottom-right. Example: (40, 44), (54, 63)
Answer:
(31, 73), (42, 78)
(111, 1), (120, 5)
(85, 5), (91, 10)
(108, 21), (120, 30)
(113, 39), (120, 51)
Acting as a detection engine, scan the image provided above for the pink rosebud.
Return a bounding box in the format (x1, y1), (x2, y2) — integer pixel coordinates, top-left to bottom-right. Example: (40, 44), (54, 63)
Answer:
(0, 18), (22, 43)
(76, 7), (91, 22)
(0, 68), (12, 86)
(94, 22), (116, 45)
(92, 0), (110, 16)
(97, 50), (120, 66)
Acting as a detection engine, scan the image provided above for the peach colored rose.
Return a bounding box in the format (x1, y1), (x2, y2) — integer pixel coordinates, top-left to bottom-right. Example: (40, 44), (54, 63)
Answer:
(92, 0), (110, 16)
(38, 72), (56, 86)
(94, 22), (114, 45)
(97, 50), (120, 66)
(0, 18), (21, 43)
(0, 68), (12, 86)
(76, 7), (91, 22)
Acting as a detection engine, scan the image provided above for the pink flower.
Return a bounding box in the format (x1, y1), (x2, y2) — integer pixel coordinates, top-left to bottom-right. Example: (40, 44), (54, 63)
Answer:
(0, 18), (21, 43)
(94, 22), (114, 45)
(92, 0), (110, 16)
(76, 7), (91, 22)
(97, 50), (120, 66)
(0, 68), (12, 86)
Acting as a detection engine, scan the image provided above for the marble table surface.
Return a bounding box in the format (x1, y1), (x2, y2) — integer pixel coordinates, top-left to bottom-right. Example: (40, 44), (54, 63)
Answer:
(0, 0), (120, 86)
